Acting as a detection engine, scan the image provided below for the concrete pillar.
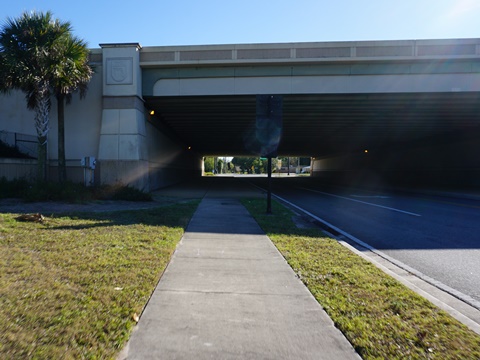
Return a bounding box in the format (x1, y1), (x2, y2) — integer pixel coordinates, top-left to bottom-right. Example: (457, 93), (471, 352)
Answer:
(98, 43), (150, 190)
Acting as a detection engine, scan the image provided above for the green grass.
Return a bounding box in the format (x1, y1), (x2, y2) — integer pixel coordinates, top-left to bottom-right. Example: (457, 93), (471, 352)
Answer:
(0, 202), (198, 359)
(242, 198), (480, 360)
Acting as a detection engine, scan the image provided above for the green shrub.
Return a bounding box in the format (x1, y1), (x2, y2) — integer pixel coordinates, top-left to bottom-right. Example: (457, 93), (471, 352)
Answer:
(0, 179), (151, 203)
(23, 181), (93, 203)
(0, 177), (30, 198)
(93, 184), (152, 201)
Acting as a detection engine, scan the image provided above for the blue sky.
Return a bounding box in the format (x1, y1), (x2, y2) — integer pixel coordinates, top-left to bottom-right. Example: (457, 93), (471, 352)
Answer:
(2, 1), (480, 48)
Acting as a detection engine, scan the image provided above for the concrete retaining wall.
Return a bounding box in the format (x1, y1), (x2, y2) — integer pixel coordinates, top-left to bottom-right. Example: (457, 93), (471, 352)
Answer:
(146, 118), (202, 190)
(0, 158), (37, 181)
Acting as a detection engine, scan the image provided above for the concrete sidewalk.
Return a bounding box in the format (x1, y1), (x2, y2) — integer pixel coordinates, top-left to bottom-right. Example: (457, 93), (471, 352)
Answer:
(119, 196), (359, 359)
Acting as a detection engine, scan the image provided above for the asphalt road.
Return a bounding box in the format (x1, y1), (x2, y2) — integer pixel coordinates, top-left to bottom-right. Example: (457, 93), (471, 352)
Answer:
(248, 177), (480, 306)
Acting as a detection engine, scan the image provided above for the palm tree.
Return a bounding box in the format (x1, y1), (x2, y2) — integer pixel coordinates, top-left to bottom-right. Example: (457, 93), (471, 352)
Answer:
(0, 11), (72, 181)
(51, 34), (92, 183)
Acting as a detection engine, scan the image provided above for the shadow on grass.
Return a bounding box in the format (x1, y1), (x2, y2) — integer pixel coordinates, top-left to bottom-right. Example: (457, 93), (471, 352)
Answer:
(241, 198), (327, 238)
(44, 201), (200, 231)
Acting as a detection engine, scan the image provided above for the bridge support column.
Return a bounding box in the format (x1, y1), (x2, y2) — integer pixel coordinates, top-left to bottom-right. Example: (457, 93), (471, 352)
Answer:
(97, 43), (150, 190)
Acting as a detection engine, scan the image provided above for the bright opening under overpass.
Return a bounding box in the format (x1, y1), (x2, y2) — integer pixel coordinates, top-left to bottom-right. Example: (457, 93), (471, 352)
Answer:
(99, 39), (480, 189)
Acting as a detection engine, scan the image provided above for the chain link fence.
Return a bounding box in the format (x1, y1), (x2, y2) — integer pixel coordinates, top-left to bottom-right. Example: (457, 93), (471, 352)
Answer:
(0, 130), (38, 158)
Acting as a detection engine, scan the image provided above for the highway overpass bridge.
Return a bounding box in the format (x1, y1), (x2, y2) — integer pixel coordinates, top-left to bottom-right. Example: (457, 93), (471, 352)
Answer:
(2, 39), (480, 189)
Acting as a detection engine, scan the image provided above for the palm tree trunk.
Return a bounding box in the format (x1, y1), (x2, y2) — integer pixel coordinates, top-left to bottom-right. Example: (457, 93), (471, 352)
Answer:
(34, 94), (50, 182)
(57, 95), (66, 183)
(37, 137), (47, 182)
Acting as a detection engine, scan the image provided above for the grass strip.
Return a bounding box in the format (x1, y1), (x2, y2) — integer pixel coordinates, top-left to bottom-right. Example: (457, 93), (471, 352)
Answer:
(0, 201), (199, 359)
(242, 198), (480, 359)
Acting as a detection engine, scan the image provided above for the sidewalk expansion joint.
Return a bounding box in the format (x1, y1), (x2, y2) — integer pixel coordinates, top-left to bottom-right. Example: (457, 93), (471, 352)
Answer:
(156, 288), (312, 298)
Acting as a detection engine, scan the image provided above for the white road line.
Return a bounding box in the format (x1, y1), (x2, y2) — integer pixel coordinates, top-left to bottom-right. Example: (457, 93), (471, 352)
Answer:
(297, 187), (421, 217)
(351, 195), (390, 199)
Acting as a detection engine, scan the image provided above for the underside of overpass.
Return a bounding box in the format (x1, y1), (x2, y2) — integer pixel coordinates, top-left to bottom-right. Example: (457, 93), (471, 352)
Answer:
(144, 92), (480, 158)
(143, 91), (480, 188)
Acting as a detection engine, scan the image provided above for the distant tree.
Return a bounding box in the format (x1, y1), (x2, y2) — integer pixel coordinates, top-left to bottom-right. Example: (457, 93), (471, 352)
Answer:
(231, 157), (276, 174)
(251, 158), (264, 174)
(279, 157), (298, 170)
(217, 158), (224, 174)
(204, 157), (215, 173)
(232, 157), (251, 173)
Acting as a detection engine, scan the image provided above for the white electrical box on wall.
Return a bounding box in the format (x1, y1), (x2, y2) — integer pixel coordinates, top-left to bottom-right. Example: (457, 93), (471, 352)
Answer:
(80, 156), (96, 186)
(81, 156), (96, 169)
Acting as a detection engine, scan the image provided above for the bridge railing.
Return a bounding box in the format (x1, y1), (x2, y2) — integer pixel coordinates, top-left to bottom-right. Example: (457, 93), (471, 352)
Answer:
(139, 38), (480, 66)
